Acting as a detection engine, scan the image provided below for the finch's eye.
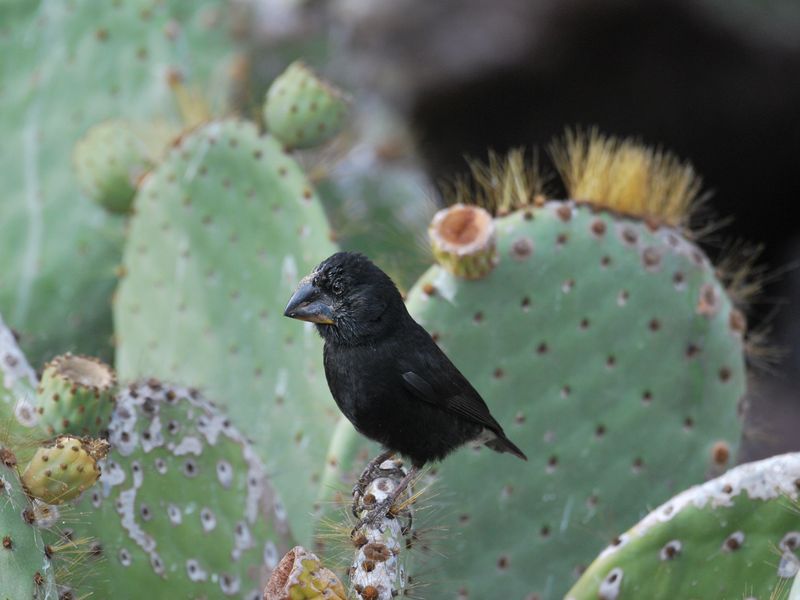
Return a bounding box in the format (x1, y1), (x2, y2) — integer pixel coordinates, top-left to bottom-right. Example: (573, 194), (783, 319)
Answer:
(331, 280), (344, 295)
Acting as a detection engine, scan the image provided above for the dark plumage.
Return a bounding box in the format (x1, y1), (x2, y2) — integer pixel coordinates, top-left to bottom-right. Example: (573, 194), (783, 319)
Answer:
(284, 251), (527, 469)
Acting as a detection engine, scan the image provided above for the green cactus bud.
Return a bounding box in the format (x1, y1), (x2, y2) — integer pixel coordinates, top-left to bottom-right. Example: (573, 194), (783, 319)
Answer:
(36, 353), (116, 437)
(264, 546), (346, 600)
(567, 453), (800, 600)
(264, 61), (349, 150)
(21, 435), (108, 505)
(73, 120), (169, 214)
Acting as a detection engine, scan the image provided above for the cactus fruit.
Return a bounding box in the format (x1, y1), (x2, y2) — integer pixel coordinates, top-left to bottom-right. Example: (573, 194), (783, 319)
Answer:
(0, 0), (238, 366)
(349, 457), (414, 600)
(21, 436), (108, 505)
(264, 546), (346, 600)
(115, 119), (337, 543)
(73, 120), (171, 214)
(428, 204), (497, 279)
(0, 447), (58, 599)
(53, 380), (292, 599)
(35, 353), (116, 437)
(566, 452), (800, 600)
(264, 61), (349, 150)
(401, 143), (747, 598)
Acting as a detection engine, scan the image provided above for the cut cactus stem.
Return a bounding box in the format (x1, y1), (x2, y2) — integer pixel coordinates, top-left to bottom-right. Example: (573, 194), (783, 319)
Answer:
(36, 353), (117, 436)
(263, 61), (350, 150)
(21, 435), (108, 505)
(263, 546), (346, 600)
(349, 457), (414, 600)
(429, 204), (498, 279)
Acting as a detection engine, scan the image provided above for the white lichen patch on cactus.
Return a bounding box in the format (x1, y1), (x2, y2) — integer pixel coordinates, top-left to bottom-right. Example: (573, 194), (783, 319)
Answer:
(569, 453), (800, 600)
(61, 380), (292, 598)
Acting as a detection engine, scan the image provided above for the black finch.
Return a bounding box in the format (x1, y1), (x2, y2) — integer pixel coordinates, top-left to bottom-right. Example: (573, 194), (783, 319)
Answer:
(284, 251), (527, 469)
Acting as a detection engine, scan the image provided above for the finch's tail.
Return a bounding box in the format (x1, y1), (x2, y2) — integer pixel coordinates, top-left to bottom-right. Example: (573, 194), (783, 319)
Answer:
(486, 432), (528, 461)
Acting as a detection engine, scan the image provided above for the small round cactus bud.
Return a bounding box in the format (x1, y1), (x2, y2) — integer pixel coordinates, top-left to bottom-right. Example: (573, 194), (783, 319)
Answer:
(263, 61), (350, 150)
(73, 119), (168, 213)
(21, 436), (109, 505)
(429, 204), (498, 280)
(36, 353), (116, 436)
(263, 546), (346, 600)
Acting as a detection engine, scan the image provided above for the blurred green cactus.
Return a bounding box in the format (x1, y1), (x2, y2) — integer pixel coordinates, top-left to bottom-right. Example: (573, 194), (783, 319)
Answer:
(567, 453), (800, 599)
(0, 0), (238, 365)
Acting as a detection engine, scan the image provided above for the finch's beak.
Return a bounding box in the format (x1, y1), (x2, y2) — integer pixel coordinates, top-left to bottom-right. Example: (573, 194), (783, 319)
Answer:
(283, 280), (335, 325)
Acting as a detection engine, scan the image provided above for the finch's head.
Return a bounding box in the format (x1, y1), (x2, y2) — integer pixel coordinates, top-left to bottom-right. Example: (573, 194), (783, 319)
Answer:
(283, 252), (406, 344)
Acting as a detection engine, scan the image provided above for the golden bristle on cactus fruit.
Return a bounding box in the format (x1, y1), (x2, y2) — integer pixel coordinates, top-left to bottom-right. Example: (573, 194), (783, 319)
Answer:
(550, 128), (703, 229)
(263, 546), (346, 600)
(21, 436), (109, 505)
(429, 204), (498, 280)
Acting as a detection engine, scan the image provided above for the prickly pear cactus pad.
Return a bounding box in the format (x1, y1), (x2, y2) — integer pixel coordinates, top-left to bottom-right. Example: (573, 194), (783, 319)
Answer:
(115, 119), (337, 543)
(0, 450), (58, 599)
(264, 61), (349, 150)
(0, 0), (236, 365)
(404, 200), (746, 598)
(56, 380), (292, 599)
(36, 354), (117, 437)
(567, 453), (800, 600)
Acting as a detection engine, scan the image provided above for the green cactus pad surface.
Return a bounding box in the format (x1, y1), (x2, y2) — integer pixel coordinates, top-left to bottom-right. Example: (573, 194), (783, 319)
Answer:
(53, 380), (293, 599)
(115, 119), (337, 543)
(0, 0), (236, 365)
(21, 435), (107, 505)
(35, 354), (116, 437)
(73, 120), (171, 214)
(264, 61), (349, 150)
(567, 452), (800, 600)
(0, 451), (58, 600)
(404, 201), (747, 599)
